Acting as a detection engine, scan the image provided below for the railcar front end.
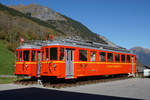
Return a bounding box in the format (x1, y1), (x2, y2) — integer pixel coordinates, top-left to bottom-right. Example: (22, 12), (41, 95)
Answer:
(15, 44), (41, 77)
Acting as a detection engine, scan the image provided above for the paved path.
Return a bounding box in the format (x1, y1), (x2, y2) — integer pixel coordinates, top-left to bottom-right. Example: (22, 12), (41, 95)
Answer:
(0, 78), (150, 100)
(61, 78), (150, 100)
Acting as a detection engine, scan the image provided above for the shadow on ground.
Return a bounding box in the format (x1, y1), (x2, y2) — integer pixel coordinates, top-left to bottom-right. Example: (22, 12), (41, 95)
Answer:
(0, 87), (141, 100)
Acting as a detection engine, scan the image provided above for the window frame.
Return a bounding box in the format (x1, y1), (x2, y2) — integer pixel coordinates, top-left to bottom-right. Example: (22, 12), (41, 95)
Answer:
(127, 55), (131, 63)
(59, 47), (65, 61)
(50, 47), (58, 60)
(31, 50), (36, 61)
(115, 53), (120, 63)
(45, 48), (49, 61)
(121, 54), (126, 63)
(107, 52), (113, 62)
(19, 50), (22, 61)
(99, 51), (106, 62)
(90, 51), (96, 62)
(79, 49), (88, 61)
(23, 50), (30, 61)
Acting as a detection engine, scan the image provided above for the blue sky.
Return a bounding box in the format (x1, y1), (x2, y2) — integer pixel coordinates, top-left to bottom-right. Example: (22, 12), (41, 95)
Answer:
(0, 0), (150, 49)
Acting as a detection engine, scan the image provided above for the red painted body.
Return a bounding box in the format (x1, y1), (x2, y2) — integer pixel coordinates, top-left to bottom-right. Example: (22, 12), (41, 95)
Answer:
(15, 48), (40, 77)
(14, 44), (136, 79)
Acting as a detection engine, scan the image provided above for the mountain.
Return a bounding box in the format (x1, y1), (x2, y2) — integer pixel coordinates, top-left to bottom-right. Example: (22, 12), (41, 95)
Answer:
(130, 47), (150, 66)
(10, 4), (66, 21)
(0, 3), (120, 75)
(0, 3), (113, 51)
(9, 4), (107, 44)
(0, 3), (67, 50)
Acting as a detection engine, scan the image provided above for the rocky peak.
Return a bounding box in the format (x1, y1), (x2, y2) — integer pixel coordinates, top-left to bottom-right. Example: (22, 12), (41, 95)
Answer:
(9, 4), (66, 21)
(7, 3), (116, 44)
(130, 47), (150, 66)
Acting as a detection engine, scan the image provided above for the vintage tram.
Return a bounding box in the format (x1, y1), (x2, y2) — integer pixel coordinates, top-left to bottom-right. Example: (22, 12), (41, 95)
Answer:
(15, 43), (42, 77)
(14, 39), (136, 79)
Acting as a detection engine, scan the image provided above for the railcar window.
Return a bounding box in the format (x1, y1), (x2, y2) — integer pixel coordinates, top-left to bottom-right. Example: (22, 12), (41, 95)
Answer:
(46, 48), (49, 61)
(42, 49), (44, 61)
(127, 55), (131, 63)
(31, 50), (36, 61)
(60, 48), (64, 60)
(50, 48), (57, 60)
(99, 52), (106, 62)
(79, 50), (88, 61)
(16, 51), (18, 61)
(115, 54), (120, 62)
(108, 53), (113, 62)
(90, 51), (96, 61)
(19, 51), (22, 61)
(23, 50), (30, 61)
(121, 55), (125, 62)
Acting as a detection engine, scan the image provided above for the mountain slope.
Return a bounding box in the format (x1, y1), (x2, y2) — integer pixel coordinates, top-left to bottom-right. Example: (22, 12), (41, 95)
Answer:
(130, 47), (150, 66)
(10, 4), (66, 21)
(0, 3), (66, 50)
(0, 3), (110, 75)
(10, 4), (107, 43)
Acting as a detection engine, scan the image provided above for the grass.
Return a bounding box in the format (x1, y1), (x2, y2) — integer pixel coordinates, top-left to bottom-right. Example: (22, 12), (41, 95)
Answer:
(0, 77), (31, 84)
(0, 40), (14, 75)
(0, 77), (16, 84)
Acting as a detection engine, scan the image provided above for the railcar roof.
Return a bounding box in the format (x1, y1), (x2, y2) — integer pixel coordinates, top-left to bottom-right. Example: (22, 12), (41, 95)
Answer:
(16, 39), (135, 55)
(43, 40), (133, 54)
(17, 44), (41, 49)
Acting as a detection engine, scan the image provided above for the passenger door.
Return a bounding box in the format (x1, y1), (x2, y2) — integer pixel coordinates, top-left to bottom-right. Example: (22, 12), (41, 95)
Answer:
(37, 51), (41, 77)
(66, 49), (74, 79)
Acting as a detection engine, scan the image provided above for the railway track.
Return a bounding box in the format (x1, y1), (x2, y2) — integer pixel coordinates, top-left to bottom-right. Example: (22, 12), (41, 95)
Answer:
(14, 75), (132, 88)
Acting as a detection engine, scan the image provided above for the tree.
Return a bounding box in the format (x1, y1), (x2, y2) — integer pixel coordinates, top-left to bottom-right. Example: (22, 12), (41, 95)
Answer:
(0, 31), (5, 39)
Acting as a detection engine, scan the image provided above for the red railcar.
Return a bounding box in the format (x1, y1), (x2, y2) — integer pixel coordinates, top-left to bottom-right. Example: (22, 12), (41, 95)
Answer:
(15, 44), (41, 77)
(14, 39), (136, 79)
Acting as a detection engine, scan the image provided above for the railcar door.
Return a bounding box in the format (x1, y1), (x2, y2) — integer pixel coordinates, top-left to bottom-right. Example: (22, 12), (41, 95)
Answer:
(37, 51), (41, 77)
(66, 49), (74, 79)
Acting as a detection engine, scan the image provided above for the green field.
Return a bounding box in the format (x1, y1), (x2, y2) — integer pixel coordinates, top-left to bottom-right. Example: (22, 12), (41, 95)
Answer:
(0, 77), (16, 84)
(0, 40), (14, 75)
